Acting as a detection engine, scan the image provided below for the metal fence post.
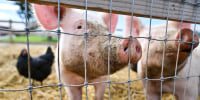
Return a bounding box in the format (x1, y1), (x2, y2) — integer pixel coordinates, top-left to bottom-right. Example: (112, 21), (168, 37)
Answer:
(9, 20), (13, 43)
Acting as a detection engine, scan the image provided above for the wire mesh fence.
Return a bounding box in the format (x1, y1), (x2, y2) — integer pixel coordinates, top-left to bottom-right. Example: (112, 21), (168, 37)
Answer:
(0, 0), (200, 100)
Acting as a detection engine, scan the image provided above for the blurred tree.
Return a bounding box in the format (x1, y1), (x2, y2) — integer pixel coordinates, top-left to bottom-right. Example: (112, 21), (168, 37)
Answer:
(15, 2), (38, 29)
(15, 2), (33, 21)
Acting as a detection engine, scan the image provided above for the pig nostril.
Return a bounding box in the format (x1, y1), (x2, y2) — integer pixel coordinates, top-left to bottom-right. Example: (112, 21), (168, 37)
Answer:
(77, 25), (82, 29)
(136, 45), (140, 53)
(124, 47), (128, 52)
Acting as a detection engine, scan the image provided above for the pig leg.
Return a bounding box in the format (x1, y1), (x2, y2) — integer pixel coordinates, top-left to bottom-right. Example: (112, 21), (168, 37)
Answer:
(175, 86), (199, 100)
(94, 83), (107, 100)
(146, 93), (160, 100)
(92, 76), (107, 100)
(144, 81), (160, 100)
(146, 79), (199, 100)
(175, 78), (199, 100)
(65, 86), (82, 100)
(199, 78), (200, 95)
(59, 66), (85, 100)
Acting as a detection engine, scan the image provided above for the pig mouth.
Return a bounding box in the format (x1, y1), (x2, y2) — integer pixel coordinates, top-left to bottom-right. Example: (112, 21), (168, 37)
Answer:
(166, 50), (190, 53)
(156, 49), (191, 55)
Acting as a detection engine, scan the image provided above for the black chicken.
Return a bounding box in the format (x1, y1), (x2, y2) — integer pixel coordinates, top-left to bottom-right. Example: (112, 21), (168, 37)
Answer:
(131, 63), (137, 72)
(16, 46), (54, 85)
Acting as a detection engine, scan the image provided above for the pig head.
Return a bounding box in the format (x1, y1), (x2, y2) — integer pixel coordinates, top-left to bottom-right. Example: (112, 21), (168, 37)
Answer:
(125, 16), (199, 100)
(34, 4), (142, 100)
(137, 21), (199, 79)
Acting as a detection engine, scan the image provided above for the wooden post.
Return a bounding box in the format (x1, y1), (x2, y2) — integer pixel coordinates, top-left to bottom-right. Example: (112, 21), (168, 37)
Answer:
(10, 0), (200, 24)
(9, 20), (13, 43)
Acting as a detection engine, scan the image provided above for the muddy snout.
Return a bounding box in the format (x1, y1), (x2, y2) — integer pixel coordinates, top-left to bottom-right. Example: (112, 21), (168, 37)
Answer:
(118, 38), (142, 63)
(175, 28), (199, 51)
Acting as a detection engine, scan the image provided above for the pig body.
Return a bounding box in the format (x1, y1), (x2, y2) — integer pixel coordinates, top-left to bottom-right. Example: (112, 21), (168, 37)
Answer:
(137, 48), (200, 100)
(137, 22), (200, 100)
(34, 5), (142, 100)
(125, 16), (199, 100)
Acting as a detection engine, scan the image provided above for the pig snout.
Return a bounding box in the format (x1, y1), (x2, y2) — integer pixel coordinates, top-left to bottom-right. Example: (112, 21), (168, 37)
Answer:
(118, 38), (142, 63)
(175, 28), (199, 51)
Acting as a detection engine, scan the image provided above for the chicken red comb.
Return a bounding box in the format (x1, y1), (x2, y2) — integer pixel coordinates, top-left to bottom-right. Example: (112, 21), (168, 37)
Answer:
(22, 48), (28, 56)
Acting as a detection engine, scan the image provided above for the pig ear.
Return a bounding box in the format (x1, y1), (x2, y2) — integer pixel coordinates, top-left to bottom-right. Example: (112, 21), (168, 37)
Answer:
(177, 22), (191, 29)
(34, 4), (66, 30)
(102, 13), (118, 34)
(170, 21), (191, 29)
(125, 16), (144, 37)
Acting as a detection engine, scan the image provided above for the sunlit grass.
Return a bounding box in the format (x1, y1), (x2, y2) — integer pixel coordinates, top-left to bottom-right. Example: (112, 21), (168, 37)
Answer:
(1, 35), (57, 43)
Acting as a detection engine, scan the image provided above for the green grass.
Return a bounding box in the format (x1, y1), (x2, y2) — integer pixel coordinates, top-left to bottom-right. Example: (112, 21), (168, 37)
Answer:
(1, 35), (57, 43)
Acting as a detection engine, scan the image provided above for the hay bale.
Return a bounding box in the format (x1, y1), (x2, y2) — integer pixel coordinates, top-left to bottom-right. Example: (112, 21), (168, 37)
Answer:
(0, 44), (192, 100)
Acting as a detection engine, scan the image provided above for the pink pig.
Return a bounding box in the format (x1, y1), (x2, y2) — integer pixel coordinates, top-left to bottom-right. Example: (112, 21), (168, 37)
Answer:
(125, 16), (199, 100)
(34, 4), (142, 100)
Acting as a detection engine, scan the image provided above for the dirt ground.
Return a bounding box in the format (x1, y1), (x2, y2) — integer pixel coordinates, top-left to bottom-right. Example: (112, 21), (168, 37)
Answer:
(0, 44), (179, 100)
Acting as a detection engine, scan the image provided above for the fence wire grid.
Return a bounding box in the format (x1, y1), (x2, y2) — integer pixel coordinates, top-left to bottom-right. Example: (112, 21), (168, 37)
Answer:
(0, 0), (200, 100)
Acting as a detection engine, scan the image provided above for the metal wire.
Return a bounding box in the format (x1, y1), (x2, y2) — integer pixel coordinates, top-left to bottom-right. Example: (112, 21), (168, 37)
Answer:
(160, 0), (171, 99)
(183, 2), (199, 100)
(2, 28), (198, 43)
(144, 0), (154, 99)
(107, 0), (113, 99)
(24, 0), (33, 99)
(84, 0), (88, 100)
(1, 23), (200, 98)
(128, 0), (135, 99)
(172, 1), (186, 100)
(1, 74), (199, 90)
(56, 0), (63, 99)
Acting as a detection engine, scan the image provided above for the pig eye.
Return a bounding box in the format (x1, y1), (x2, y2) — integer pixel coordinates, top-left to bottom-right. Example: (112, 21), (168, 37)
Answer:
(77, 25), (82, 29)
